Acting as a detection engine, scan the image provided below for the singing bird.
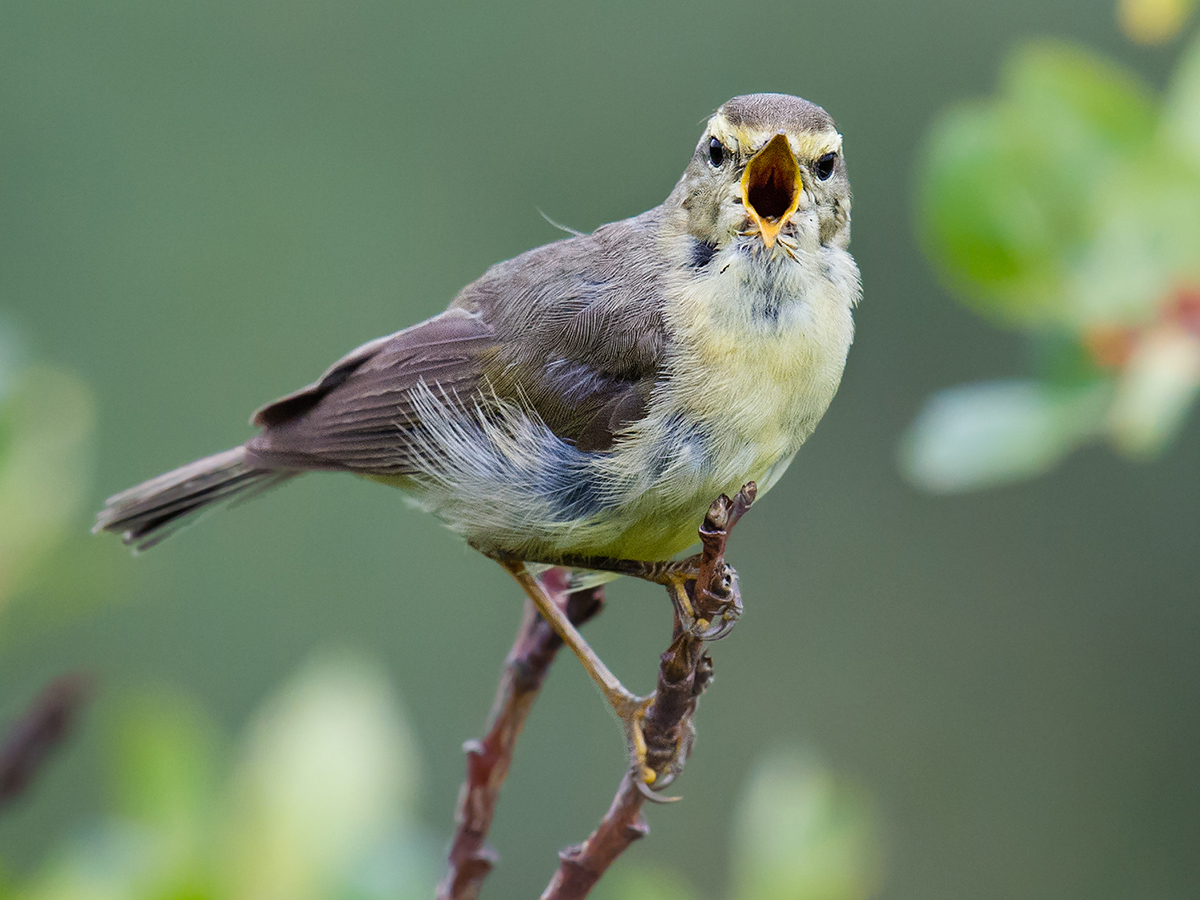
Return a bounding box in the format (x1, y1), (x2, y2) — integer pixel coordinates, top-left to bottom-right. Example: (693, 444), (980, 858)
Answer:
(96, 93), (860, 783)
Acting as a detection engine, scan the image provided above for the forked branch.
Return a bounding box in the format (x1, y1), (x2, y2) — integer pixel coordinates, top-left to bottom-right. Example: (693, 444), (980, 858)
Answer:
(541, 482), (756, 900)
(439, 483), (756, 900)
(439, 570), (605, 900)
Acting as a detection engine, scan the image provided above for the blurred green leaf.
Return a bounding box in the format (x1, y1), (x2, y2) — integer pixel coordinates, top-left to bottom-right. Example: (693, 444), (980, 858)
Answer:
(592, 866), (696, 900)
(900, 380), (1110, 492)
(911, 37), (1200, 489)
(728, 751), (881, 900)
(920, 103), (1067, 320)
(1004, 42), (1157, 155)
(12, 818), (211, 900)
(10, 654), (436, 900)
(0, 366), (95, 607)
(1162, 30), (1200, 167)
(1067, 164), (1200, 323)
(919, 42), (1162, 326)
(220, 654), (419, 900)
(110, 694), (222, 833)
(0, 536), (132, 645)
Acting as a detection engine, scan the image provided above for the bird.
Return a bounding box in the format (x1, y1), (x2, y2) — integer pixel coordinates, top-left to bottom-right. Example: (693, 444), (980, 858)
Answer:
(95, 92), (860, 784)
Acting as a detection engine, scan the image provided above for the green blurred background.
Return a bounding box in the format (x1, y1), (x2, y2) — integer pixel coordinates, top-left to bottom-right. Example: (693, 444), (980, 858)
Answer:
(2, 1), (1198, 898)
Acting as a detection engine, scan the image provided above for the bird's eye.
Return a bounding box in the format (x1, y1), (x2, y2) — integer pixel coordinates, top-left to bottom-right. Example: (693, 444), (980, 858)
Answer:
(815, 152), (837, 181)
(708, 136), (725, 167)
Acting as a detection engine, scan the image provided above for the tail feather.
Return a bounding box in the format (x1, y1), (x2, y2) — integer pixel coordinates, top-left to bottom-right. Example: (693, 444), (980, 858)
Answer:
(94, 447), (296, 551)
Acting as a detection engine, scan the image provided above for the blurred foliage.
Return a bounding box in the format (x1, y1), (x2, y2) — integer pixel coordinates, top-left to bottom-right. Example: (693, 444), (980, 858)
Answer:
(0, 318), (97, 615)
(0, 654), (440, 900)
(727, 753), (881, 900)
(1120, 0), (1199, 44)
(3, 3), (1197, 899)
(0, 266), (887, 900)
(904, 34), (1200, 491)
(1, 649), (882, 900)
(597, 752), (882, 900)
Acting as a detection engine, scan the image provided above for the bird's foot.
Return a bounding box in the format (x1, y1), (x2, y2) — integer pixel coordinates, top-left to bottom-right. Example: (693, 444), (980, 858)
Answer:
(615, 689), (691, 804)
(494, 558), (686, 795)
(652, 558), (742, 642)
(612, 692), (658, 785)
(666, 485), (755, 640)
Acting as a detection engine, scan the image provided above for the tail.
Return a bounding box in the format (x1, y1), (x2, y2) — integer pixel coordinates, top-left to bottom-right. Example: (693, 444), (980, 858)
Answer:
(93, 447), (296, 552)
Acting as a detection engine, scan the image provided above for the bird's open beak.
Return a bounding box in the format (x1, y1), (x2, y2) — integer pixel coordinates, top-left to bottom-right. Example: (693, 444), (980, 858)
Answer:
(740, 133), (802, 249)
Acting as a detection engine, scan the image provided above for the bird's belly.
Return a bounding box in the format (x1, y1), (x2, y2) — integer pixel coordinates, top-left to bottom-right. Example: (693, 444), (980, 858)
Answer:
(572, 445), (798, 561)
(381, 248), (854, 563)
(377, 396), (793, 562)
(381, 351), (844, 563)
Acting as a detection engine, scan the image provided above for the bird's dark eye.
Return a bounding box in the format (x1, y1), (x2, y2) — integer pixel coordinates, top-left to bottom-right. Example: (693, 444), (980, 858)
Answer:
(815, 152), (837, 181)
(708, 136), (725, 167)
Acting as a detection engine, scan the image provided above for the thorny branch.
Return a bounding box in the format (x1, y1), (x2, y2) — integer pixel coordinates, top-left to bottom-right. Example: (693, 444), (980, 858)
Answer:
(439, 570), (605, 900)
(542, 483), (757, 900)
(0, 674), (90, 812)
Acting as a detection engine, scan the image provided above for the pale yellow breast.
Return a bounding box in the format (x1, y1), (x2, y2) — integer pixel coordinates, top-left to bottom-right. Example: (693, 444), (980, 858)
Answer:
(663, 247), (857, 468)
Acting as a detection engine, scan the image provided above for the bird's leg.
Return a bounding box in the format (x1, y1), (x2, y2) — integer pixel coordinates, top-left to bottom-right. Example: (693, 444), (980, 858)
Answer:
(652, 552), (743, 642)
(479, 486), (756, 791)
(525, 553), (743, 643)
(496, 558), (658, 785)
(530, 486), (759, 641)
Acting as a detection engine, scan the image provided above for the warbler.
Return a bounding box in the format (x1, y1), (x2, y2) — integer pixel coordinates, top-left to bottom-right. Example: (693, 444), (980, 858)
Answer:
(96, 93), (859, 780)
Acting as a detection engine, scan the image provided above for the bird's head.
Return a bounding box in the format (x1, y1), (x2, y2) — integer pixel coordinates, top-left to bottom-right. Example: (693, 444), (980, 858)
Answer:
(672, 93), (851, 259)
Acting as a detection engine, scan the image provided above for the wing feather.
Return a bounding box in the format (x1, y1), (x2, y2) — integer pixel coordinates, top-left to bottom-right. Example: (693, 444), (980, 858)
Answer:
(247, 308), (494, 473)
(245, 212), (670, 475)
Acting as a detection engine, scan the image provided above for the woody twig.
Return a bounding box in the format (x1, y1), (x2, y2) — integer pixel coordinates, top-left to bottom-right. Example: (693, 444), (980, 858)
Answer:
(0, 674), (90, 813)
(439, 570), (605, 900)
(541, 482), (756, 900)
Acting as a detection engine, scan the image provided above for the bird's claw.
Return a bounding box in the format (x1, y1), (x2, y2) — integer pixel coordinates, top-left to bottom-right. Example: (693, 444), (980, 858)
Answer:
(615, 693), (657, 782)
(665, 563), (742, 642)
(694, 607), (739, 641)
(616, 693), (689, 802)
(636, 777), (683, 804)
